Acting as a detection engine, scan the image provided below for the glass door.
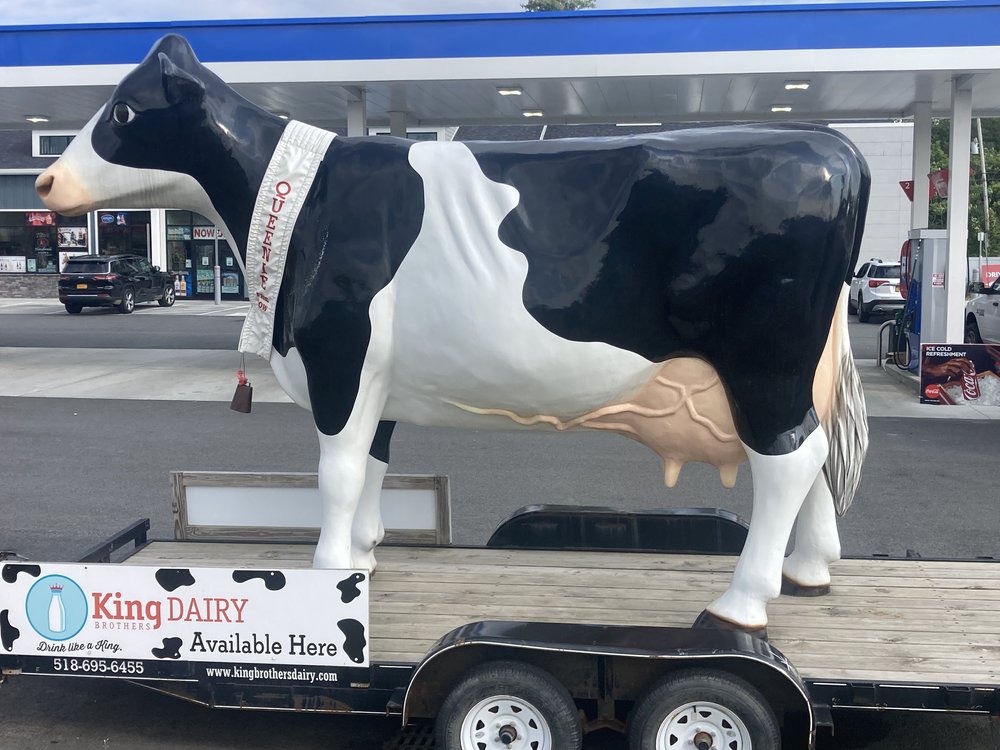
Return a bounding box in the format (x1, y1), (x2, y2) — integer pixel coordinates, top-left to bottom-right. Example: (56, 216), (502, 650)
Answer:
(167, 239), (193, 298)
(219, 243), (245, 297)
(193, 240), (216, 298)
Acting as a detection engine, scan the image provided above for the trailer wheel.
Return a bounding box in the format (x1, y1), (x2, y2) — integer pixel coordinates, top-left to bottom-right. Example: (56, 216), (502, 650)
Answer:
(435, 660), (582, 750)
(628, 670), (780, 750)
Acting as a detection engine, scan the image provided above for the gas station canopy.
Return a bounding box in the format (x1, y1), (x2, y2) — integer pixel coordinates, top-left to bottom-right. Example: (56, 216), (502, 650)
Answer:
(3, 1), (1000, 130)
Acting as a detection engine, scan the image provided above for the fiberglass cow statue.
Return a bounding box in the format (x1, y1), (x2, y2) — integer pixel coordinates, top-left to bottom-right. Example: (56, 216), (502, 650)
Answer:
(37, 35), (870, 636)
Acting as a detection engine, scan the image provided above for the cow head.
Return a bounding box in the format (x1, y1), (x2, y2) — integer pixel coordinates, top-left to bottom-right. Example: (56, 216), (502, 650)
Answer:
(35, 35), (257, 248)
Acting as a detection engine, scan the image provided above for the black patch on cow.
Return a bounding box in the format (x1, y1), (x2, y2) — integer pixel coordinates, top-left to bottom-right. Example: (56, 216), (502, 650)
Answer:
(275, 137), (424, 436)
(155, 569), (196, 592)
(2, 564), (41, 584)
(1, 610), (20, 651)
(336, 573), (366, 604)
(369, 421), (395, 463)
(466, 125), (870, 454)
(232, 570), (286, 591)
(337, 619), (367, 664)
(152, 637), (183, 659)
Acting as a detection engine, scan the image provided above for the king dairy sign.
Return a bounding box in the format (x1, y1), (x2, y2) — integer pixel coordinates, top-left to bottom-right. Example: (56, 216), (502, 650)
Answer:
(0, 563), (369, 674)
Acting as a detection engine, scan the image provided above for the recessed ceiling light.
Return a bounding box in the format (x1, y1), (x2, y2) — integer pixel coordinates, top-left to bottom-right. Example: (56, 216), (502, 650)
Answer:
(784, 81), (811, 91)
(522, 110), (544, 118)
(771, 105), (793, 113)
(497, 86), (523, 96)
(25, 116), (49, 123)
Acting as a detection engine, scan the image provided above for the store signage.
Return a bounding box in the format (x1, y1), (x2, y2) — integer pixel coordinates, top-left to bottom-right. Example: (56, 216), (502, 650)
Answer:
(100, 213), (115, 224)
(26, 211), (55, 226)
(0, 256), (27, 273)
(58, 228), (87, 248)
(167, 226), (192, 241)
(0, 563), (370, 672)
(193, 227), (226, 240)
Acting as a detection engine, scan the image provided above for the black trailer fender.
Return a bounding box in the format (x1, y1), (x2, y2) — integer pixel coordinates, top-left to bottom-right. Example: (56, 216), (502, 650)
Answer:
(403, 620), (815, 744)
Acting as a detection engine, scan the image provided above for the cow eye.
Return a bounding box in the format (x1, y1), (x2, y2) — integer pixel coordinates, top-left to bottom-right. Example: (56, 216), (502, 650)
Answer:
(112, 102), (136, 125)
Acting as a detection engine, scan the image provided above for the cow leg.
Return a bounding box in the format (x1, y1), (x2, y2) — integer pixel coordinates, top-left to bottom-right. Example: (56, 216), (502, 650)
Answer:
(782, 473), (840, 595)
(350, 421), (396, 573)
(313, 389), (389, 572)
(704, 427), (829, 631)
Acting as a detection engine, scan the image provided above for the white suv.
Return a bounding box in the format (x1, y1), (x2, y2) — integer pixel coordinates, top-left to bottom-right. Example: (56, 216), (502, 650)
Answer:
(850, 259), (904, 322)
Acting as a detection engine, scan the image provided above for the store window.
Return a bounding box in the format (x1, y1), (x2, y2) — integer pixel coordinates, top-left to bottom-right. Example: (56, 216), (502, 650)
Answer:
(32, 131), (78, 157)
(0, 211), (87, 274)
(96, 211), (150, 258)
(165, 211), (245, 300)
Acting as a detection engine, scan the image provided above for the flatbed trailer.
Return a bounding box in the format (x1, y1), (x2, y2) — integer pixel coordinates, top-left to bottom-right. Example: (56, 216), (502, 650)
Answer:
(4, 509), (1000, 749)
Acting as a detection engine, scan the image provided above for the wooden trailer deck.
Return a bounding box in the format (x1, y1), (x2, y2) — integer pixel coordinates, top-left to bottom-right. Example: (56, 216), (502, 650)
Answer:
(128, 541), (1000, 687)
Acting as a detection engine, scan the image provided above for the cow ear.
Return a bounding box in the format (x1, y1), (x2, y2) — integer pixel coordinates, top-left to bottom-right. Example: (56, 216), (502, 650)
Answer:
(158, 52), (205, 106)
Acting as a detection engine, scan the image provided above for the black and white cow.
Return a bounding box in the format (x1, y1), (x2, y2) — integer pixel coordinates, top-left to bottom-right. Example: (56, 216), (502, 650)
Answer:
(37, 35), (870, 634)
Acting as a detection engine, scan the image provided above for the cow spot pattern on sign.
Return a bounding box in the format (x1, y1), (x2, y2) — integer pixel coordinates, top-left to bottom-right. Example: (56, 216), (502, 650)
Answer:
(338, 619), (366, 664)
(1, 610), (20, 651)
(232, 570), (286, 591)
(2, 564), (41, 584)
(155, 568), (196, 592)
(336, 573), (366, 603)
(152, 637), (184, 659)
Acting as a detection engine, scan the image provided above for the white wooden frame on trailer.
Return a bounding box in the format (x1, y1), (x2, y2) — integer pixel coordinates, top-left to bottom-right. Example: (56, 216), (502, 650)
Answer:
(170, 471), (451, 546)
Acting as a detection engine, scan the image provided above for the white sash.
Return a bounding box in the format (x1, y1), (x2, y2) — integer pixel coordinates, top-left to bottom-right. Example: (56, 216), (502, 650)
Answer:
(238, 120), (335, 360)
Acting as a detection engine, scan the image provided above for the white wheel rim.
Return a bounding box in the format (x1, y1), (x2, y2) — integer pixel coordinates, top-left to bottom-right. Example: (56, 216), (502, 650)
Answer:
(655, 701), (751, 750)
(459, 694), (553, 749)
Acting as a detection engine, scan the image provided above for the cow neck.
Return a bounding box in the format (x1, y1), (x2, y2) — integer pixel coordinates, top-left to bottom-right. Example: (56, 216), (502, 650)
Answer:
(238, 120), (336, 361)
(192, 115), (288, 260)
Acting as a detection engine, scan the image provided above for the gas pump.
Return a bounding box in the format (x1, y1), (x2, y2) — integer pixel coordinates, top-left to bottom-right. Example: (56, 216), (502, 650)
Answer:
(898, 228), (950, 370)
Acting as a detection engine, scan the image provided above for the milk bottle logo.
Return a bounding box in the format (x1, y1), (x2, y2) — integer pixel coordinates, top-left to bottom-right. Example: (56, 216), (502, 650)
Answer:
(26, 575), (88, 641)
(48, 584), (66, 633)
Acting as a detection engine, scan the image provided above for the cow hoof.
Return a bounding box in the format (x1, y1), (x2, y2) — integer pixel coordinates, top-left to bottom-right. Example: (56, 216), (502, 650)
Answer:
(781, 575), (831, 597)
(350, 548), (378, 575)
(692, 609), (768, 642)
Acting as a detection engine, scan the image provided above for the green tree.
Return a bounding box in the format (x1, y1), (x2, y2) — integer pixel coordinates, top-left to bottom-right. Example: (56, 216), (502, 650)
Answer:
(928, 118), (1000, 258)
(522, 0), (597, 10)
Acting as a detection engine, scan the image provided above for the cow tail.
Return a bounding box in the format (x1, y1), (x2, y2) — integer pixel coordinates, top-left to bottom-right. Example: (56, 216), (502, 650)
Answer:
(823, 286), (869, 516)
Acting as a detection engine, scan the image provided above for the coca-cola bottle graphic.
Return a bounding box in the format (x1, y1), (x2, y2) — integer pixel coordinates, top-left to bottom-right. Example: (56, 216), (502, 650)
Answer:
(48, 584), (66, 633)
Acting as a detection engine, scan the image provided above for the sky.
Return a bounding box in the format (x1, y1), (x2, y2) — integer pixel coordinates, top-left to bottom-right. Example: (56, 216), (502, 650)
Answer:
(0, 0), (936, 26)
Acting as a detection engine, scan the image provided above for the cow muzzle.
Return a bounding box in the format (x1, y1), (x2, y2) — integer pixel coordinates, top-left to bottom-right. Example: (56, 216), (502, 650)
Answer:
(35, 164), (92, 216)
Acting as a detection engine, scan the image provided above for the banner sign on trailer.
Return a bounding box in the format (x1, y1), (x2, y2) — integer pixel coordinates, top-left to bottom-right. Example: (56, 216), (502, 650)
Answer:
(0, 563), (369, 675)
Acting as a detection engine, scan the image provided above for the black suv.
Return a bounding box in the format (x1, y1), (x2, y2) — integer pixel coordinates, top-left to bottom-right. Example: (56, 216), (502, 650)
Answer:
(58, 254), (175, 314)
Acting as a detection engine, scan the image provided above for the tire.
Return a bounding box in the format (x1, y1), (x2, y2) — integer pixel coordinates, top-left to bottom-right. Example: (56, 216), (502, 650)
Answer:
(64, 304), (82, 315)
(158, 285), (176, 307)
(628, 670), (780, 750)
(436, 660), (582, 750)
(857, 294), (871, 323)
(965, 316), (983, 344)
(118, 287), (135, 314)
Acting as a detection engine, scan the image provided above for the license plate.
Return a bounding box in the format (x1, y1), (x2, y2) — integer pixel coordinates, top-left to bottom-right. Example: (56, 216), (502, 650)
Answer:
(76, 283), (87, 289)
